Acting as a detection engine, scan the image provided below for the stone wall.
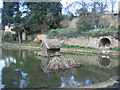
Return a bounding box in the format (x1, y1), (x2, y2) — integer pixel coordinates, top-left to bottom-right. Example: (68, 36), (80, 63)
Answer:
(26, 34), (47, 41)
(33, 34), (47, 41)
(26, 33), (118, 49)
(61, 36), (118, 48)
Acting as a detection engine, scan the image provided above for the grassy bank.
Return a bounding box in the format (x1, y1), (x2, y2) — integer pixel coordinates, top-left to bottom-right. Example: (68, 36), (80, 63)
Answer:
(47, 27), (118, 39)
(2, 42), (119, 51)
(47, 28), (79, 39)
(83, 27), (118, 37)
(61, 44), (98, 50)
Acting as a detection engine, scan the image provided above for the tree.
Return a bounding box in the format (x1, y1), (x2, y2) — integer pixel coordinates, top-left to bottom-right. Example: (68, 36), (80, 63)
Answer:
(24, 2), (62, 34)
(75, 7), (88, 16)
(2, 2), (62, 42)
(77, 13), (100, 32)
(2, 2), (24, 43)
(2, 2), (17, 26)
(109, 0), (117, 13)
(65, 1), (88, 16)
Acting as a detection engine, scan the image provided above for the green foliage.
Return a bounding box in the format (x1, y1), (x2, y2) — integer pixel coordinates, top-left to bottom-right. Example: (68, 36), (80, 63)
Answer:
(2, 2), (23, 26)
(83, 27), (118, 37)
(2, 2), (25, 43)
(2, 2), (62, 38)
(47, 29), (59, 38)
(2, 32), (17, 42)
(29, 42), (41, 47)
(109, 48), (119, 51)
(61, 44), (98, 50)
(47, 27), (118, 39)
(47, 28), (81, 39)
(61, 52), (86, 56)
(77, 13), (100, 32)
(24, 2), (62, 34)
(76, 7), (88, 15)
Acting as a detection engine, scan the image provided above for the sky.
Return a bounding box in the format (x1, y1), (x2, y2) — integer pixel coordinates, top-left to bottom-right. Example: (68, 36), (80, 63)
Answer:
(60, 0), (120, 14)
(0, 0), (119, 13)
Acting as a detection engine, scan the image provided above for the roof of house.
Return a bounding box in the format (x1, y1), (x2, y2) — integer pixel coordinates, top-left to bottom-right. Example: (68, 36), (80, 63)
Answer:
(41, 39), (61, 49)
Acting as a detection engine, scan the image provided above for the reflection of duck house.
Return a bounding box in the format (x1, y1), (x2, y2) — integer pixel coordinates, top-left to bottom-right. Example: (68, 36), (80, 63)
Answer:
(40, 39), (60, 55)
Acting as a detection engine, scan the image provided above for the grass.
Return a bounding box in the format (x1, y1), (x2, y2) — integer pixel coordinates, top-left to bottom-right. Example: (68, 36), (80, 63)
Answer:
(82, 27), (118, 37)
(47, 28), (80, 39)
(2, 41), (119, 52)
(61, 44), (98, 50)
(26, 42), (41, 47)
(61, 44), (119, 51)
(109, 48), (119, 51)
(47, 27), (118, 39)
(61, 52), (94, 56)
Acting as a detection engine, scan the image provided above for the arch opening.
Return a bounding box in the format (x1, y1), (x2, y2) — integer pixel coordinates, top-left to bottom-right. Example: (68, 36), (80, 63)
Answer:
(99, 38), (111, 47)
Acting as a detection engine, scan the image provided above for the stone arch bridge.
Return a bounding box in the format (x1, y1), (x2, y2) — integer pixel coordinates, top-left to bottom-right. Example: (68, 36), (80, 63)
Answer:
(62, 36), (118, 49)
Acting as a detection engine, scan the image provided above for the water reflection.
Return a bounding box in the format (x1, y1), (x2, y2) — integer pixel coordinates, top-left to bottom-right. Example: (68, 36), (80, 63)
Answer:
(60, 76), (82, 88)
(5, 57), (16, 67)
(97, 56), (111, 68)
(63, 54), (118, 69)
(0, 48), (118, 88)
(1, 49), (29, 88)
(0, 60), (5, 88)
(2, 66), (29, 88)
(60, 76), (93, 88)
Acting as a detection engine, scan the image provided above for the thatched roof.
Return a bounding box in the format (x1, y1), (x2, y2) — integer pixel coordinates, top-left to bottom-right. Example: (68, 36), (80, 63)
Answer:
(42, 39), (61, 49)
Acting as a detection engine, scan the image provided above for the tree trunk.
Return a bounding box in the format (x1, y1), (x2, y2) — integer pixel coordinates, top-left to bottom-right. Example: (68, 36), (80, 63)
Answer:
(18, 32), (21, 43)
(22, 30), (26, 41)
(92, 2), (97, 13)
(100, 3), (104, 14)
(111, 5), (114, 13)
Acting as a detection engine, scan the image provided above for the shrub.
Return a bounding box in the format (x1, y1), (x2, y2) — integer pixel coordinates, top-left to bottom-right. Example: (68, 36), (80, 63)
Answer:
(2, 32), (16, 42)
(77, 13), (100, 32)
(47, 30), (59, 38)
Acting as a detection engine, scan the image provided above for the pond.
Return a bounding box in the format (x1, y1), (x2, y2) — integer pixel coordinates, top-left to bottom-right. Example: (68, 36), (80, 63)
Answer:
(0, 48), (118, 88)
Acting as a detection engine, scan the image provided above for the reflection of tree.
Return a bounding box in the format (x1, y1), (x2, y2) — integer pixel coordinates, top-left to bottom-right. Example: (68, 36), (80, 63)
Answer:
(2, 49), (61, 88)
(1, 49), (118, 88)
(2, 67), (22, 88)
(2, 49), (30, 88)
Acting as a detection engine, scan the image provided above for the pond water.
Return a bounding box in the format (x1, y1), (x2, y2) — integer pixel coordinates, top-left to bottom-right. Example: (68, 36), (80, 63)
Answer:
(0, 48), (118, 88)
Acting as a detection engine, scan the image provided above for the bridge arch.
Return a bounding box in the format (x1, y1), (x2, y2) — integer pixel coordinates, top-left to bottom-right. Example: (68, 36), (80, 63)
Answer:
(97, 37), (112, 48)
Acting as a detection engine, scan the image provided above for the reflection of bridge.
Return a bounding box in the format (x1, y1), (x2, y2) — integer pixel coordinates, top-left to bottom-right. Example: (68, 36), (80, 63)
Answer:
(64, 55), (118, 69)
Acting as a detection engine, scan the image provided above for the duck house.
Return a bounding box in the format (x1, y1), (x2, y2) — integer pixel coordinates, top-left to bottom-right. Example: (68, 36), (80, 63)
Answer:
(40, 39), (60, 55)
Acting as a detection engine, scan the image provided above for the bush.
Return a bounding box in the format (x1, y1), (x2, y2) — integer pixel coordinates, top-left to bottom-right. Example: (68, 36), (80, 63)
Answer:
(47, 30), (59, 38)
(77, 13), (100, 32)
(2, 32), (17, 42)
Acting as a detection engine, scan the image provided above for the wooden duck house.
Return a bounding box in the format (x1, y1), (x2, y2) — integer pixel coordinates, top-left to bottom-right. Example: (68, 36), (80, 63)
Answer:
(40, 39), (60, 55)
